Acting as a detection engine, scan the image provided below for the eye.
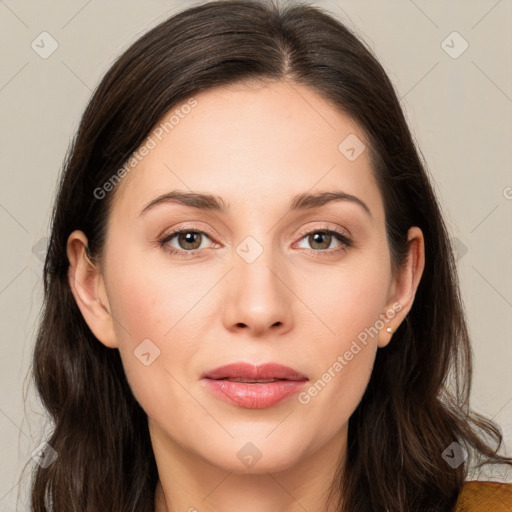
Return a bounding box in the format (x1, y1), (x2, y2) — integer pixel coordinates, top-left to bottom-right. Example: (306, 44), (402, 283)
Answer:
(157, 225), (353, 258)
(295, 226), (352, 254)
(158, 228), (215, 257)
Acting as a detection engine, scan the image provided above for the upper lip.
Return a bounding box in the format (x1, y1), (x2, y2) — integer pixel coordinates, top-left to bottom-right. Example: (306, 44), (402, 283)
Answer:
(201, 362), (308, 381)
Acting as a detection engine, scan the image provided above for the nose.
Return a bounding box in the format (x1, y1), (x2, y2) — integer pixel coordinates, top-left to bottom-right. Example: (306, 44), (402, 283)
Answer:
(222, 251), (293, 337)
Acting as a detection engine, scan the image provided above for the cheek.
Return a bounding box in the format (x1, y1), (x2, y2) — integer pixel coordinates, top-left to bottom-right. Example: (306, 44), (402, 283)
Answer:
(107, 249), (204, 345)
(109, 273), (195, 426)
(298, 320), (378, 431)
(295, 253), (388, 420)
(298, 253), (390, 349)
(104, 251), (213, 417)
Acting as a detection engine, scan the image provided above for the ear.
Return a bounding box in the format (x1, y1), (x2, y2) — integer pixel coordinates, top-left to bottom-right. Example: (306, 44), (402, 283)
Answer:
(66, 230), (118, 349)
(378, 226), (425, 348)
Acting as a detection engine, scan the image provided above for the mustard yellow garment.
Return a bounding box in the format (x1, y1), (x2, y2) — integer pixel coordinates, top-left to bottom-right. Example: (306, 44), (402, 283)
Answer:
(455, 481), (512, 511)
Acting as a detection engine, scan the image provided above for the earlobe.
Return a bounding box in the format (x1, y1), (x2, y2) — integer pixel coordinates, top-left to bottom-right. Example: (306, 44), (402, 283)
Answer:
(378, 226), (425, 348)
(66, 230), (118, 349)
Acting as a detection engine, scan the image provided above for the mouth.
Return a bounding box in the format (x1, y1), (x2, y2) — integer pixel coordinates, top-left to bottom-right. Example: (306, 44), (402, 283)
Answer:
(201, 362), (308, 381)
(214, 378), (288, 383)
(201, 362), (308, 409)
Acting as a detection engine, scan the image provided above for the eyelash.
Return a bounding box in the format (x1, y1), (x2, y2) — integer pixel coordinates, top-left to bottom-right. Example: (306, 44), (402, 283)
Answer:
(157, 225), (352, 258)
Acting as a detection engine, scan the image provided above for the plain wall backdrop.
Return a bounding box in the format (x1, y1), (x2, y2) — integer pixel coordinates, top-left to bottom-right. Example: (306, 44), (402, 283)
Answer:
(0, 0), (511, 508)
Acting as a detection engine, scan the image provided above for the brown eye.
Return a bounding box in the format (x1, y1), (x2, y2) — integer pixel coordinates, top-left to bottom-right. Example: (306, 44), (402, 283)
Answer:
(296, 229), (351, 253)
(175, 231), (203, 250)
(308, 232), (333, 250)
(159, 229), (214, 255)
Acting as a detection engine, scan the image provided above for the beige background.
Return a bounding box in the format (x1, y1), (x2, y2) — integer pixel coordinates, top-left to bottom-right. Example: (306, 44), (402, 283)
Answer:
(1, 0), (511, 508)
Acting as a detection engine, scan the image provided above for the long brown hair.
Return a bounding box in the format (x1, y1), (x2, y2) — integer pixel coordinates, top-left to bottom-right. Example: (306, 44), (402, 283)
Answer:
(24, 0), (512, 510)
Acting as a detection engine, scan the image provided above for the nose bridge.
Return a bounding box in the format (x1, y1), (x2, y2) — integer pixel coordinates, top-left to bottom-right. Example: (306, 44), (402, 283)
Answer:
(222, 232), (293, 333)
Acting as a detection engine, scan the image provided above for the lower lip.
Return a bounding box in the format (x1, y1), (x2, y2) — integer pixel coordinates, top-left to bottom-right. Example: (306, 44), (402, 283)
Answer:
(202, 378), (308, 409)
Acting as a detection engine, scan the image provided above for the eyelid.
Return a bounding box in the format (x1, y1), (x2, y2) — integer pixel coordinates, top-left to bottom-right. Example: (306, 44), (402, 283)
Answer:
(292, 224), (352, 254)
(159, 223), (217, 242)
(295, 222), (351, 240)
(158, 222), (353, 256)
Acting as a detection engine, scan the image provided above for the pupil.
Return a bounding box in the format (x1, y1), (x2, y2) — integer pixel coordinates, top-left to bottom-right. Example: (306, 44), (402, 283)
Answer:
(311, 232), (330, 249)
(180, 232), (200, 249)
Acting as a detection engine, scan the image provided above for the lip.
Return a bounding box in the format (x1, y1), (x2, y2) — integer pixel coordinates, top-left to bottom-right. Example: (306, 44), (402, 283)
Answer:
(201, 362), (309, 409)
(201, 362), (308, 381)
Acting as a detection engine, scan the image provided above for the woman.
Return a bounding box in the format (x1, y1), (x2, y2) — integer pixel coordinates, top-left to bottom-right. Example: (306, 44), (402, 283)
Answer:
(26, 0), (512, 510)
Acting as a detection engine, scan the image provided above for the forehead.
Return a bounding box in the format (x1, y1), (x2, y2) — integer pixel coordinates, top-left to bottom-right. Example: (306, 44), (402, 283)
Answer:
(109, 80), (383, 225)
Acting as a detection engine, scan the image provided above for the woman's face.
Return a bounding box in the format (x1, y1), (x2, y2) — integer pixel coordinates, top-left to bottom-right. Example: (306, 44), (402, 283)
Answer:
(68, 80), (423, 476)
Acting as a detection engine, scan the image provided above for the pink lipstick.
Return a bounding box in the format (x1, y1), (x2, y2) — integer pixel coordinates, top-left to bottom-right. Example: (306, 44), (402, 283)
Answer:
(201, 362), (308, 409)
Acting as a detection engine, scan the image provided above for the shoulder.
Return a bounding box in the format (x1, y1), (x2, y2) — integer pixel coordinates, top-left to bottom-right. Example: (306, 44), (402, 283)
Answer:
(455, 480), (512, 511)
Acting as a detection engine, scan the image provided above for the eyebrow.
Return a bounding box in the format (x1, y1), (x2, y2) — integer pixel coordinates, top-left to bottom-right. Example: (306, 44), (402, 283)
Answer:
(138, 190), (372, 219)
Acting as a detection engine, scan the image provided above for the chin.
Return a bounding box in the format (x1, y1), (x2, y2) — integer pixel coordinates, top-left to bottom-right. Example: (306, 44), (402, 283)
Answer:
(196, 435), (308, 475)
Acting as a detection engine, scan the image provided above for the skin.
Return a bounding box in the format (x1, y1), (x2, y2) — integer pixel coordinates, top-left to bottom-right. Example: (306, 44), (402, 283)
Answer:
(67, 79), (425, 512)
